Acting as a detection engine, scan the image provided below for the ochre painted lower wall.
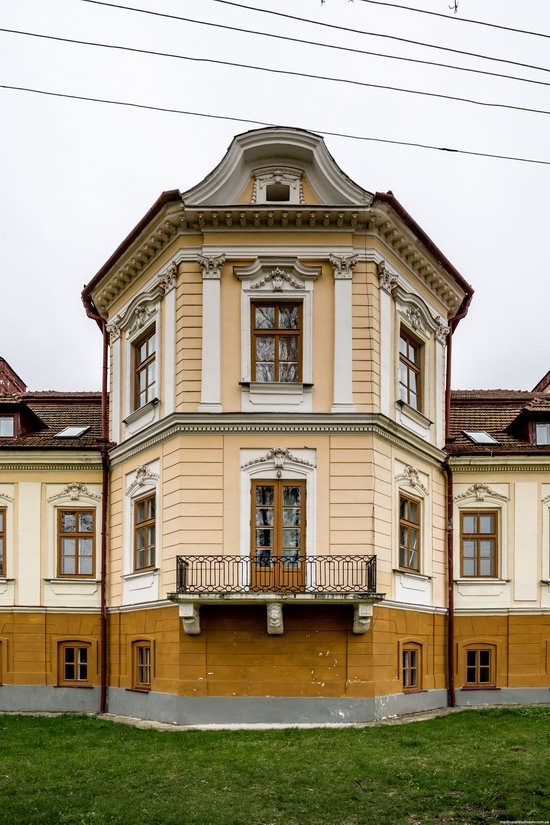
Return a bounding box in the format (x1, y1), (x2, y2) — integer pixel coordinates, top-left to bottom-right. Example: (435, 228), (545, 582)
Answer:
(108, 604), (448, 699)
(454, 614), (550, 690)
(0, 612), (101, 686)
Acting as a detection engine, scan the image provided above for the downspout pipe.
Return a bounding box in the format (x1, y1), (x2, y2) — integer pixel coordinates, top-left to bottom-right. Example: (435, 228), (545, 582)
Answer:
(444, 291), (473, 709)
(83, 293), (110, 715)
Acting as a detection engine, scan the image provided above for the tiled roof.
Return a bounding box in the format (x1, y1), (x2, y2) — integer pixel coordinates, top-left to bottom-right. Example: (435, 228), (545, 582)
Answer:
(448, 390), (550, 455)
(0, 392), (105, 450)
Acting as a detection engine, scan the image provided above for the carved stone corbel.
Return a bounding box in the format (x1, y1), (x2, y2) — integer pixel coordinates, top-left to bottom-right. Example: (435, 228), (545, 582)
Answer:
(329, 253), (358, 280)
(266, 603), (284, 635)
(179, 602), (201, 635)
(353, 602), (373, 634)
(377, 260), (398, 294)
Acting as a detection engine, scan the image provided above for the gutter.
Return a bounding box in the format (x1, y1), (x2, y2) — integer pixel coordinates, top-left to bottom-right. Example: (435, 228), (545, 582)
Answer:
(82, 292), (110, 715)
(443, 289), (473, 708)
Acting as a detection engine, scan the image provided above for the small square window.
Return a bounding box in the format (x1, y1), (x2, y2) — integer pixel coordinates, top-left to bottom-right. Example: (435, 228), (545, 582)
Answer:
(0, 417), (14, 438)
(536, 422), (550, 445)
(463, 431), (500, 445)
(59, 643), (91, 686)
(465, 648), (494, 686)
(265, 183), (290, 202)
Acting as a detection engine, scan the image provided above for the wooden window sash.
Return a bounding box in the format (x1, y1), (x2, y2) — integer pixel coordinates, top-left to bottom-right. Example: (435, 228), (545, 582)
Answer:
(465, 647), (494, 687)
(251, 478), (306, 560)
(460, 510), (498, 578)
(133, 327), (156, 410)
(57, 510), (96, 578)
(134, 643), (152, 689)
(251, 302), (303, 384)
(402, 644), (422, 691)
(0, 507), (5, 577)
(399, 329), (422, 411)
(134, 493), (156, 572)
(59, 642), (91, 686)
(399, 493), (421, 573)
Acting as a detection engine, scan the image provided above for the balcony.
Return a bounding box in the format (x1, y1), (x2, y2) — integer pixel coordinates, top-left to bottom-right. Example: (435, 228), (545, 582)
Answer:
(169, 555), (384, 636)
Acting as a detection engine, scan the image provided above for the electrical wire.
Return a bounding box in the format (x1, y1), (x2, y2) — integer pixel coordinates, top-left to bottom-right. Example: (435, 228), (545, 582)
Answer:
(4, 27), (550, 119)
(2, 83), (550, 166)
(354, 0), (550, 41)
(204, 0), (550, 76)
(73, 0), (550, 90)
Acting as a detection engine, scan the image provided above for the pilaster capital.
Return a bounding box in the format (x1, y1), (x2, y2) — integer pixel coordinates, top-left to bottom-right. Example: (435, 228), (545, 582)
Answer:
(158, 261), (179, 294)
(377, 260), (398, 294)
(329, 253), (358, 280)
(198, 253), (225, 280)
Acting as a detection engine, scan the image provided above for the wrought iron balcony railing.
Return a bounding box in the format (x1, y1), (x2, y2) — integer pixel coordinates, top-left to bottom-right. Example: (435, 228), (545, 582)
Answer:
(175, 554), (377, 596)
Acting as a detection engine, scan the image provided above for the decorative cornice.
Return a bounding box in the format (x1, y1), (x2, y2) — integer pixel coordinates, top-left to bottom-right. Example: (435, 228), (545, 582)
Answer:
(449, 458), (550, 473)
(235, 257), (321, 287)
(0, 493), (14, 503)
(47, 483), (101, 503)
(126, 464), (160, 497)
(454, 483), (509, 503)
(250, 267), (302, 291)
(241, 447), (316, 477)
(542, 494), (550, 506)
(108, 412), (445, 469)
(394, 465), (429, 496)
(197, 253), (225, 280)
(329, 253), (358, 280)
(114, 284), (165, 336)
(393, 285), (442, 338)
(377, 260), (398, 294)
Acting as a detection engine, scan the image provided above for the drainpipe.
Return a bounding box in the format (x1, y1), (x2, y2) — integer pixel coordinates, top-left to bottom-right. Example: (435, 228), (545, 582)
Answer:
(444, 291), (473, 708)
(83, 294), (110, 715)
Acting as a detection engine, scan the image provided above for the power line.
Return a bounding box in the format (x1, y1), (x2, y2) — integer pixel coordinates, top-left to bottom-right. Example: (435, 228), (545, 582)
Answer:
(2, 83), (550, 167)
(355, 0), (550, 41)
(205, 0), (550, 76)
(4, 27), (550, 120)
(74, 0), (550, 90)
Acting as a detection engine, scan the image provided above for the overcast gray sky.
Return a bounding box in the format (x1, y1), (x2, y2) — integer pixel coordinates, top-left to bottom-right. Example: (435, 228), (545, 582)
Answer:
(1, 0), (549, 391)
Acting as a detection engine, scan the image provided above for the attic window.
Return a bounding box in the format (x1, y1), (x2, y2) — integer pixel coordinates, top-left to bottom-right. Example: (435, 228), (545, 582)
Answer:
(536, 422), (550, 445)
(0, 417), (14, 437)
(265, 183), (290, 202)
(463, 430), (500, 445)
(55, 426), (91, 438)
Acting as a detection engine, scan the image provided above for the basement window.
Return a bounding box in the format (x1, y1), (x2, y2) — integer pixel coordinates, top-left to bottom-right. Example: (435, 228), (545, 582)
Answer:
(55, 426), (91, 438)
(463, 431), (500, 445)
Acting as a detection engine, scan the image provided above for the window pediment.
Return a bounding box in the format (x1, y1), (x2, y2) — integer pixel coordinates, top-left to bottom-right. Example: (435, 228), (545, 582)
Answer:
(234, 257), (321, 290)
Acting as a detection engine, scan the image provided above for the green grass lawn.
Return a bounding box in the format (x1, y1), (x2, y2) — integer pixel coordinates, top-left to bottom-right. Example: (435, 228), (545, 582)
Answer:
(0, 707), (549, 825)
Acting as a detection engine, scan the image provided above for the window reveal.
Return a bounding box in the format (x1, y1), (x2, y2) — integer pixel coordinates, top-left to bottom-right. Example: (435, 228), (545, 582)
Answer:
(58, 510), (95, 577)
(134, 328), (156, 409)
(461, 511), (497, 578)
(399, 494), (420, 572)
(134, 494), (156, 571)
(399, 330), (422, 411)
(252, 302), (302, 383)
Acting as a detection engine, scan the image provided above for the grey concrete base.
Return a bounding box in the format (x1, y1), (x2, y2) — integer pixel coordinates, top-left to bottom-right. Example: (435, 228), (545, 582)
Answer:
(108, 687), (448, 726)
(0, 685), (100, 713)
(455, 687), (550, 707)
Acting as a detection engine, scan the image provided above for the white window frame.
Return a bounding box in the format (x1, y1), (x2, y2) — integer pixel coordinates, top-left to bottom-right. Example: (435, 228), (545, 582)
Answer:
(393, 464), (431, 606)
(0, 487), (15, 605)
(45, 484), (102, 582)
(123, 461), (161, 605)
(453, 484), (509, 584)
(240, 448), (316, 590)
(234, 258), (320, 412)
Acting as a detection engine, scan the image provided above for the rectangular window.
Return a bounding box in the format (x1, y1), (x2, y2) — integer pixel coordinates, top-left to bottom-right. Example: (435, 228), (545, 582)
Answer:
(536, 422), (550, 445)
(134, 643), (152, 689)
(251, 479), (306, 591)
(465, 648), (493, 686)
(0, 508), (5, 577)
(134, 327), (156, 409)
(251, 302), (302, 383)
(0, 417), (14, 437)
(461, 511), (497, 578)
(59, 643), (90, 685)
(399, 329), (422, 411)
(399, 494), (421, 572)
(58, 510), (95, 577)
(134, 494), (156, 571)
(402, 645), (421, 691)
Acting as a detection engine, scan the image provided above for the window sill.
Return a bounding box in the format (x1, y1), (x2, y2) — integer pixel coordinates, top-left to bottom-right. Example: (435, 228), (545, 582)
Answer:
(454, 578), (510, 585)
(239, 382), (314, 389)
(55, 684), (94, 689)
(403, 688), (426, 694)
(123, 569), (159, 581)
(0, 578), (15, 583)
(393, 569), (431, 582)
(460, 686), (500, 691)
(396, 400), (432, 428)
(126, 687), (151, 694)
(123, 398), (159, 426)
(44, 578), (100, 584)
